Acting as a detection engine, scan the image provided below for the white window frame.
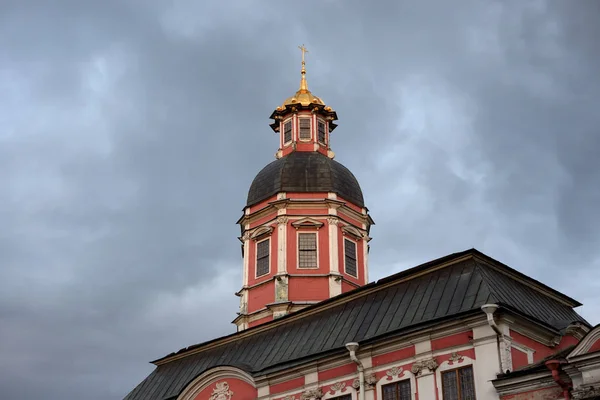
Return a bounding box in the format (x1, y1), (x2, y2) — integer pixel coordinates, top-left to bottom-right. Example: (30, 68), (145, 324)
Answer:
(317, 119), (327, 144)
(375, 367), (416, 400)
(343, 237), (358, 277)
(298, 117), (312, 142)
(283, 119), (293, 145)
(297, 231), (319, 269)
(255, 237), (271, 278)
(436, 354), (477, 400)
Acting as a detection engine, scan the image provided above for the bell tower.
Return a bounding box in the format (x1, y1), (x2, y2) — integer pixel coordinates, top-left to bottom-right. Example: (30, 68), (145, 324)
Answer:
(234, 46), (374, 331)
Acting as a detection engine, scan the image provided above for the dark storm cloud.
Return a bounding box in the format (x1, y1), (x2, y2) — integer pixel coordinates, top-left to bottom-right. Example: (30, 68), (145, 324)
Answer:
(1, 1), (599, 399)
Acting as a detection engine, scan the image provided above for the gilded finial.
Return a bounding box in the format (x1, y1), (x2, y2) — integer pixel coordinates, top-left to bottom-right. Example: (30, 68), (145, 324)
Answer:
(298, 44), (309, 92)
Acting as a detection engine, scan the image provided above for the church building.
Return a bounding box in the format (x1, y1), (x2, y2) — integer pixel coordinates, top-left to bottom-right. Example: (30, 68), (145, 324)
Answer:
(124, 48), (600, 400)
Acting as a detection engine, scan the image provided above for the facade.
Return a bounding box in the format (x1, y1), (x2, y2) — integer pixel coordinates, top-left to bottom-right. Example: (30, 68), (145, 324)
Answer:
(124, 50), (599, 400)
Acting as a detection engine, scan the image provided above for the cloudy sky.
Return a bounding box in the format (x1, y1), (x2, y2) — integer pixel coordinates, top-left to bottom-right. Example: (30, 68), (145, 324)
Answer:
(1, 1), (599, 399)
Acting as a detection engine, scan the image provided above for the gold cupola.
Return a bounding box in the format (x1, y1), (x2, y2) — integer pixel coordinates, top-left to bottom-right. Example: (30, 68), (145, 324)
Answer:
(269, 45), (338, 132)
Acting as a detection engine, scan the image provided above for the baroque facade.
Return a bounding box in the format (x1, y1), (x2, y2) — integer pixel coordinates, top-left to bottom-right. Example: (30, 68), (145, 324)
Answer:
(124, 49), (600, 400)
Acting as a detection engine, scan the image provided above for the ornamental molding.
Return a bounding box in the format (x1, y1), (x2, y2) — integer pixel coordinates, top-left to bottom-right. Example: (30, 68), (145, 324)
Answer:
(341, 225), (364, 239)
(241, 232), (251, 241)
(352, 374), (377, 391)
(448, 352), (464, 364)
(281, 396), (296, 400)
(573, 386), (600, 399)
(250, 226), (273, 240)
(569, 325), (600, 358)
(209, 381), (234, 400)
(411, 358), (438, 376)
(327, 217), (339, 225)
(291, 217), (324, 230)
(301, 387), (323, 400)
(328, 381), (346, 394)
(277, 216), (289, 225)
(386, 366), (404, 378)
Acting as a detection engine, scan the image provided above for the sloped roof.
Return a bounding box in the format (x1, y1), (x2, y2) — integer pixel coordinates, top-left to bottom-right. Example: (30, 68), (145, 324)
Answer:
(124, 249), (587, 400)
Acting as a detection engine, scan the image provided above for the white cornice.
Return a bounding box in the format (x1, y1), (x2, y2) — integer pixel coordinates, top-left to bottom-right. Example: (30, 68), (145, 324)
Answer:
(568, 325), (600, 359)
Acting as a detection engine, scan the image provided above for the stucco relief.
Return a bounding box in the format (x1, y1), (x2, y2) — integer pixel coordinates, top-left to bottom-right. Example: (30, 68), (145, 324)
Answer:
(328, 381), (346, 394)
(209, 382), (234, 400)
(275, 276), (289, 302)
(385, 366), (404, 378)
(301, 387), (323, 400)
(447, 352), (464, 365)
(500, 336), (514, 373)
(411, 358), (438, 376)
(352, 374), (377, 391)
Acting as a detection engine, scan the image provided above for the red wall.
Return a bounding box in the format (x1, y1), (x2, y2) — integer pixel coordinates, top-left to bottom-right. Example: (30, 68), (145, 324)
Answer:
(431, 331), (472, 351)
(248, 281), (274, 313)
(289, 277), (329, 301)
(193, 379), (256, 400)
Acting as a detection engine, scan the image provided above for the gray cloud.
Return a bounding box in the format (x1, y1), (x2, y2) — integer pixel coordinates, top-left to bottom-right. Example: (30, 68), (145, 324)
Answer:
(1, 1), (599, 399)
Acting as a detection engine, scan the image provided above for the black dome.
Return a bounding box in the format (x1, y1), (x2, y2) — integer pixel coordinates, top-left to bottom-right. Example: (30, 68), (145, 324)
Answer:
(247, 151), (364, 207)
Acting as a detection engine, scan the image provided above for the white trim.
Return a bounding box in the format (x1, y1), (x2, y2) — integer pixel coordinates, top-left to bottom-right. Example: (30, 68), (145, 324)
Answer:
(255, 237), (271, 278)
(569, 325), (600, 358)
(277, 217), (288, 274)
(297, 231), (319, 270)
(363, 238), (369, 284)
(317, 118), (327, 145)
(251, 226), (274, 240)
(375, 367), (416, 400)
(328, 217), (340, 274)
(435, 355), (477, 400)
(282, 118), (293, 146)
(177, 366), (255, 400)
(342, 237), (358, 278)
(298, 117), (312, 142)
(322, 382), (357, 400)
(243, 238), (250, 286)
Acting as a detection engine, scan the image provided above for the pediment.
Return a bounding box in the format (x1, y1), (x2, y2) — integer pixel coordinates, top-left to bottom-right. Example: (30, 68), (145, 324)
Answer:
(341, 225), (364, 239)
(291, 217), (324, 229)
(568, 324), (600, 359)
(250, 226), (274, 240)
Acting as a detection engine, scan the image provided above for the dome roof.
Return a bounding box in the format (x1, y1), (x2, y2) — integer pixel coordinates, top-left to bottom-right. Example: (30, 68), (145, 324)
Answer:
(281, 88), (325, 107)
(247, 152), (365, 207)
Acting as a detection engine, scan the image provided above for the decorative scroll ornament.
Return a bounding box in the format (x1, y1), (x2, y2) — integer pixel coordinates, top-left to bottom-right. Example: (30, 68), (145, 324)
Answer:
(352, 374), (377, 391)
(209, 382), (234, 400)
(277, 216), (289, 225)
(386, 366), (404, 379)
(411, 359), (438, 376)
(448, 352), (464, 364)
(300, 388), (323, 400)
(327, 217), (339, 225)
(328, 382), (346, 394)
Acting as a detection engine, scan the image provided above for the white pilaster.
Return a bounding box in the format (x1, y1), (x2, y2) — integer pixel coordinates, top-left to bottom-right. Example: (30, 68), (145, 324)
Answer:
(328, 217), (339, 273)
(277, 216), (288, 274)
(243, 234), (250, 286)
(472, 324), (501, 400)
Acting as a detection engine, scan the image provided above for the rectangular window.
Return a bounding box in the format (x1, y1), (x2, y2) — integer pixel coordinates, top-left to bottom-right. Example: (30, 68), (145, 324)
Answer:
(344, 238), (357, 277)
(299, 118), (311, 140)
(382, 380), (412, 400)
(284, 121), (292, 143)
(318, 121), (326, 143)
(256, 239), (270, 277)
(330, 396), (351, 400)
(442, 366), (476, 400)
(298, 233), (317, 268)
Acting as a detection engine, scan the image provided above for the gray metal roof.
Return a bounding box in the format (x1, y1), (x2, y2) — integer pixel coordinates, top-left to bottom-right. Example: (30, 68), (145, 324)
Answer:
(123, 249), (587, 400)
(246, 151), (365, 207)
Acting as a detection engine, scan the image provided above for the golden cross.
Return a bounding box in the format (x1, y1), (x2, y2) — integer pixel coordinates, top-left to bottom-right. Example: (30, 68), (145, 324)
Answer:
(298, 44), (309, 64)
